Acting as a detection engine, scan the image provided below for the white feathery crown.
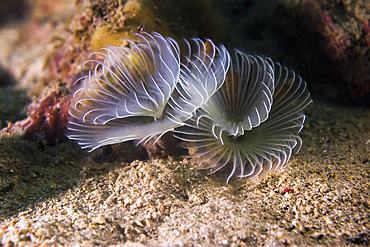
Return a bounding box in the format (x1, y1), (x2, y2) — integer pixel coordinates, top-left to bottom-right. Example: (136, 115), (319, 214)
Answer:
(67, 32), (312, 182)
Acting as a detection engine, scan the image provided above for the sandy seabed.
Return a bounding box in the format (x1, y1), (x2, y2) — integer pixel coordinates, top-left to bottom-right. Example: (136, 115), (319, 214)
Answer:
(0, 0), (369, 245)
(0, 100), (369, 246)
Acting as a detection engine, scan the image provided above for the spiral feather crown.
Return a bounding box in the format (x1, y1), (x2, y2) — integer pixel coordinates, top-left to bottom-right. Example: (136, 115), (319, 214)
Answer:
(67, 32), (312, 182)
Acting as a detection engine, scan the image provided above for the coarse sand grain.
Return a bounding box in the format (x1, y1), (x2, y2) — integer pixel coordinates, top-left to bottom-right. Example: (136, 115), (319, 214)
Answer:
(0, 100), (369, 246)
